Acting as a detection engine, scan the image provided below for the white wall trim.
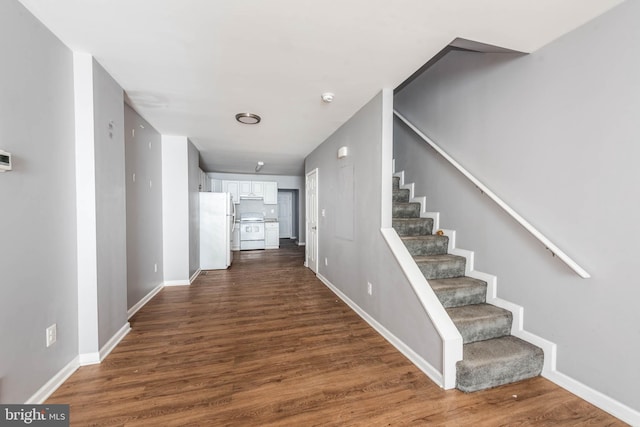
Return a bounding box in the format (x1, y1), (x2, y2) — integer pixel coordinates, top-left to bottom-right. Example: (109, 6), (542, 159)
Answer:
(80, 322), (131, 366)
(297, 242), (306, 246)
(128, 283), (164, 319)
(396, 170), (637, 422)
(544, 371), (640, 426)
(380, 228), (462, 389)
(190, 269), (201, 284)
(163, 280), (190, 287)
(78, 352), (100, 366)
(25, 356), (80, 404)
(316, 272), (444, 387)
(99, 322), (131, 361)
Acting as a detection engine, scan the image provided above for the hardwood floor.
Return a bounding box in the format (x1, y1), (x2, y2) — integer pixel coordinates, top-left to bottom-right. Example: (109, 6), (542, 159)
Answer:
(47, 240), (625, 426)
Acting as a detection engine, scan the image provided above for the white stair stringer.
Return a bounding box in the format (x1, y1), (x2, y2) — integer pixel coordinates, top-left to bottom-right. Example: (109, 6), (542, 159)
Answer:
(395, 170), (557, 377)
(443, 228), (556, 374)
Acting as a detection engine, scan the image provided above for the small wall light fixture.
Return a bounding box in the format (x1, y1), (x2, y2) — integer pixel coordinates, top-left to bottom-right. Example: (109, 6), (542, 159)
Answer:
(255, 161), (264, 172)
(0, 149), (12, 172)
(337, 146), (348, 159)
(236, 113), (261, 124)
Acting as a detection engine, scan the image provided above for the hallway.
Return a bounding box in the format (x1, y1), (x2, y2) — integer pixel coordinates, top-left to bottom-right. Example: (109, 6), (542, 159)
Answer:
(47, 242), (623, 425)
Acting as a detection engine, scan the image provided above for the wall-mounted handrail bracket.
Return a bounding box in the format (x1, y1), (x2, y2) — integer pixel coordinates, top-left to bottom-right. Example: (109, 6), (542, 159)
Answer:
(394, 110), (590, 279)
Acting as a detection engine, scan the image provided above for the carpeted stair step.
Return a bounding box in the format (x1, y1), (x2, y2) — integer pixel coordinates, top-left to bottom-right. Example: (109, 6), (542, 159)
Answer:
(429, 277), (487, 308)
(392, 188), (410, 203)
(456, 335), (544, 392)
(401, 235), (448, 256)
(392, 202), (421, 218)
(393, 218), (433, 236)
(393, 176), (400, 190)
(414, 254), (466, 279)
(447, 303), (512, 344)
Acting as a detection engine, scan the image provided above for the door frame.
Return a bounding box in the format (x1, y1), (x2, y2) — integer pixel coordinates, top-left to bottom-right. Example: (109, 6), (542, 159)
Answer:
(305, 168), (318, 273)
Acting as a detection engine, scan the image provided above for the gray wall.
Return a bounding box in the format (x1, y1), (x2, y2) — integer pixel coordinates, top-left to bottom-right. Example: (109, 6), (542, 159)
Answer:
(188, 140), (200, 279)
(305, 91), (443, 373)
(92, 60), (129, 347)
(394, 0), (639, 411)
(208, 172), (306, 243)
(124, 104), (164, 310)
(0, 0), (78, 403)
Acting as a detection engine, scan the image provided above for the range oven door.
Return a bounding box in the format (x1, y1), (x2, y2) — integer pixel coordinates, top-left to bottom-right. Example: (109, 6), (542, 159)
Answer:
(240, 221), (265, 250)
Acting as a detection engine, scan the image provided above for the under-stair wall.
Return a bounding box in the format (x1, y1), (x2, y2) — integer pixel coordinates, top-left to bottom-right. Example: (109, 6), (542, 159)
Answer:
(393, 1), (640, 420)
(305, 90), (450, 385)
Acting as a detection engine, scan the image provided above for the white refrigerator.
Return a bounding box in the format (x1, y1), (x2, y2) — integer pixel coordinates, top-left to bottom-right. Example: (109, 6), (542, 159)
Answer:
(200, 192), (235, 270)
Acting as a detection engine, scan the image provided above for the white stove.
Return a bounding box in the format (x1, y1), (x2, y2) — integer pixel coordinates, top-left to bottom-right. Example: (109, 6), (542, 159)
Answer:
(239, 212), (265, 250)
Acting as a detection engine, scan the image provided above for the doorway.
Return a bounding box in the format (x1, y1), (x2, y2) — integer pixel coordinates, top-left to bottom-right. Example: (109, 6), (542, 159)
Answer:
(277, 191), (293, 239)
(305, 169), (318, 273)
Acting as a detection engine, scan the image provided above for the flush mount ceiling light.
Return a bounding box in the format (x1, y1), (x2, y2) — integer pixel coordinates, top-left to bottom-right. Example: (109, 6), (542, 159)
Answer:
(235, 112), (261, 124)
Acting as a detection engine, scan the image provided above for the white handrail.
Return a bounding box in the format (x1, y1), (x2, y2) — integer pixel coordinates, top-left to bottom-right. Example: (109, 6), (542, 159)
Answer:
(394, 110), (590, 279)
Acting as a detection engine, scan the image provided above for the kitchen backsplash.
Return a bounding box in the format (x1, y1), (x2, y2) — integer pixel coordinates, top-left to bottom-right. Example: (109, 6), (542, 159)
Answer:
(237, 199), (278, 220)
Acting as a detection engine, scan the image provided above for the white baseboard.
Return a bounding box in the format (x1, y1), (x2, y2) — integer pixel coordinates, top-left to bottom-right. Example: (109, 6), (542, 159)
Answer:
(99, 322), (131, 361)
(25, 356), (80, 404)
(78, 351), (100, 365)
(80, 322), (131, 366)
(163, 279), (190, 287)
(544, 370), (640, 426)
(297, 242), (306, 246)
(190, 269), (201, 284)
(128, 283), (164, 319)
(316, 273), (443, 387)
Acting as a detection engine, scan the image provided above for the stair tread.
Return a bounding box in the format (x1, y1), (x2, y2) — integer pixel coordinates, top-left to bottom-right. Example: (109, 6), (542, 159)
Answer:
(457, 335), (544, 392)
(447, 303), (511, 322)
(447, 303), (512, 343)
(429, 276), (487, 290)
(430, 277), (487, 308)
(458, 335), (544, 372)
(414, 254), (466, 263)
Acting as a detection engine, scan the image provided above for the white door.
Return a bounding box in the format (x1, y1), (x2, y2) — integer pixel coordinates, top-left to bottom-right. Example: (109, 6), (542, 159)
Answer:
(306, 169), (318, 273)
(278, 192), (293, 238)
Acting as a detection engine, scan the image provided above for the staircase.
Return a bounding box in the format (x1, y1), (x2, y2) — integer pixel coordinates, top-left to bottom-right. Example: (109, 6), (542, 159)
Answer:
(392, 176), (544, 392)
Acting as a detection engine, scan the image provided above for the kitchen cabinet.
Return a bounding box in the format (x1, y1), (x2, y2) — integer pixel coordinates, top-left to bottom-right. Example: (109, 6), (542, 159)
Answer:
(239, 181), (252, 196)
(211, 179), (223, 193)
(265, 222), (279, 249)
(222, 179), (277, 203)
(222, 180), (240, 204)
(251, 181), (264, 197)
(199, 169), (210, 192)
(263, 181), (277, 204)
(231, 222), (240, 251)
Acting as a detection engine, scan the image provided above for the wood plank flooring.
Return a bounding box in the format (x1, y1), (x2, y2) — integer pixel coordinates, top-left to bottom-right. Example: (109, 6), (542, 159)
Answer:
(47, 240), (626, 426)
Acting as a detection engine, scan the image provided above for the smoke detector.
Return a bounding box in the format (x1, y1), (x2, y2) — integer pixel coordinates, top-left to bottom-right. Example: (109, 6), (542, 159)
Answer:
(321, 92), (335, 103)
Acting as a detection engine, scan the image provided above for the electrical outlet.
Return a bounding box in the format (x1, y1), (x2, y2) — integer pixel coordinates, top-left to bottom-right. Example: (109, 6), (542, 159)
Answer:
(46, 324), (57, 347)
(154, 263), (158, 273)
(324, 257), (328, 266)
(367, 282), (373, 296)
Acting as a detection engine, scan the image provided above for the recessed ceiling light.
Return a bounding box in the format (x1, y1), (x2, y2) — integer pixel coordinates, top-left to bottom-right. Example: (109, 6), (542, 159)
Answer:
(235, 113), (261, 124)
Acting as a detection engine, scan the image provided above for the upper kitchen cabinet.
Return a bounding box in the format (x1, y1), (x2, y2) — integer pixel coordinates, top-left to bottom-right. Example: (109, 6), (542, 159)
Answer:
(221, 179), (277, 204)
(263, 181), (277, 204)
(239, 181), (252, 196)
(251, 181), (264, 197)
(222, 180), (240, 204)
(211, 179), (223, 193)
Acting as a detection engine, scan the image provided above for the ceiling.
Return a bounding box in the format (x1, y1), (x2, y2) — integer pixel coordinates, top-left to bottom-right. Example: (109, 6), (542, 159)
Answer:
(18, 0), (623, 176)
